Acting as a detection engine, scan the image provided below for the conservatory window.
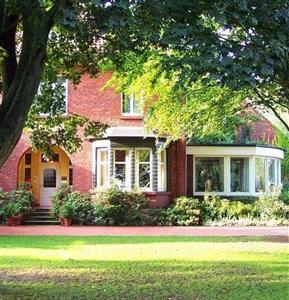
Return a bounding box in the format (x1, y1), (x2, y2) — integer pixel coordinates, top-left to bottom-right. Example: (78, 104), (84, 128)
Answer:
(230, 157), (249, 192)
(135, 149), (152, 190)
(114, 149), (130, 189)
(158, 150), (167, 191)
(255, 157), (266, 192)
(195, 157), (224, 192)
(122, 94), (142, 116)
(97, 149), (109, 188)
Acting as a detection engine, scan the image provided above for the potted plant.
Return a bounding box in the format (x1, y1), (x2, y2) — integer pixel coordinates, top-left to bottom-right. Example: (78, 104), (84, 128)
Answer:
(59, 202), (75, 227)
(2, 202), (23, 226)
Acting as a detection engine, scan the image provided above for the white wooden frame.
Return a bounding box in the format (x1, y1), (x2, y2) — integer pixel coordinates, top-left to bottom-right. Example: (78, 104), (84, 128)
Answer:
(121, 93), (143, 117)
(113, 148), (131, 190)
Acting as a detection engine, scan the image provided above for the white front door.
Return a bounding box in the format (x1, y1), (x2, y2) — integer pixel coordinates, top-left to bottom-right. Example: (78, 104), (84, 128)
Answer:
(40, 166), (59, 207)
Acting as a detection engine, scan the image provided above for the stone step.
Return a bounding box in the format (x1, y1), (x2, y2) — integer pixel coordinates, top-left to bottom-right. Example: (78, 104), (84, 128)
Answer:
(22, 219), (60, 225)
(25, 215), (56, 220)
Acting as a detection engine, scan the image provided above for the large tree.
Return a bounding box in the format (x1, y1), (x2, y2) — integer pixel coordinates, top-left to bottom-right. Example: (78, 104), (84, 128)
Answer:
(1, 0), (289, 167)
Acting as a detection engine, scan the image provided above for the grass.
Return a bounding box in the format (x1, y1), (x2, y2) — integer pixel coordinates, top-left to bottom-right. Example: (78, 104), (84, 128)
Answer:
(0, 236), (288, 300)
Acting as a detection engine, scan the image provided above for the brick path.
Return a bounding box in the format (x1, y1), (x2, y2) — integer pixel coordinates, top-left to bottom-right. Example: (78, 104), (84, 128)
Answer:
(0, 225), (288, 236)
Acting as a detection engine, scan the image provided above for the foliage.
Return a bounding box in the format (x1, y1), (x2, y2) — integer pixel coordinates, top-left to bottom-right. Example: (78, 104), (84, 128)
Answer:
(275, 128), (289, 185)
(59, 202), (75, 220)
(64, 192), (94, 225)
(159, 197), (201, 226)
(0, 189), (33, 220)
(91, 185), (148, 225)
(255, 188), (289, 220)
(51, 183), (72, 219)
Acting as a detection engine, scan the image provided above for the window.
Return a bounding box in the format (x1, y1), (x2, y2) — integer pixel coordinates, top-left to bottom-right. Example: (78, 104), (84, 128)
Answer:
(230, 158), (249, 192)
(255, 157), (266, 192)
(122, 94), (142, 116)
(195, 157), (224, 192)
(43, 168), (57, 187)
(114, 149), (130, 189)
(158, 150), (167, 191)
(97, 149), (109, 188)
(25, 153), (31, 165)
(24, 168), (31, 182)
(69, 167), (73, 186)
(41, 153), (59, 163)
(135, 149), (152, 190)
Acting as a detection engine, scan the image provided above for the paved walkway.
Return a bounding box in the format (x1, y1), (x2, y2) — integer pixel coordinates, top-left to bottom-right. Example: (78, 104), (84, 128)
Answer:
(0, 225), (288, 237)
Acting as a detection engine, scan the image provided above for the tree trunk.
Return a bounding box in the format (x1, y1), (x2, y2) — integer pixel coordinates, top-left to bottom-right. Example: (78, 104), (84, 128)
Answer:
(0, 15), (51, 167)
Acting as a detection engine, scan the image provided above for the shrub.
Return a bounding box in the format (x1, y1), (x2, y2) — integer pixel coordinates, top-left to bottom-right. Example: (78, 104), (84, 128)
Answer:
(0, 189), (33, 221)
(255, 188), (289, 220)
(91, 185), (148, 225)
(65, 192), (94, 225)
(161, 197), (202, 226)
(51, 183), (73, 218)
(59, 202), (75, 219)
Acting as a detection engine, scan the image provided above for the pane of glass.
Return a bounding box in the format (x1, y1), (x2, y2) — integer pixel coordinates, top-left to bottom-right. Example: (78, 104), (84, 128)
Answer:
(159, 164), (166, 190)
(24, 168), (31, 182)
(25, 153), (31, 165)
(69, 168), (73, 186)
(230, 158), (249, 192)
(195, 157), (224, 192)
(255, 157), (265, 192)
(268, 158), (276, 187)
(99, 150), (108, 162)
(132, 96), (141, 114)
(115, 150), (126, 162)
(122, 94), (130, 114)
(115, 164), (126, 187)
(99, 165), (108, 187)
(43, 169), (56, 187)
(139, 164), (151, 188)
(137, 149), (150, 162)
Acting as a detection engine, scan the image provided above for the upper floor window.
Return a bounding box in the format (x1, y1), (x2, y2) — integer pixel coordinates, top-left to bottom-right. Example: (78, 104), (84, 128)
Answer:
(121, 94), (142, 116)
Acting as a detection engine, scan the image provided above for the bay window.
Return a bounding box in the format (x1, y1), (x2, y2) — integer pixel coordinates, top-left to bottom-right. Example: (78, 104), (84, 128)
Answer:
(97, 149), (109, 188)
(230, 157), (249, 192)
(255, 157), (266, 192)
(195, 157), (224, 192)
(135, 149), (152, 190)
(114, 149), (130, 189)
(158, 150), (167, 191)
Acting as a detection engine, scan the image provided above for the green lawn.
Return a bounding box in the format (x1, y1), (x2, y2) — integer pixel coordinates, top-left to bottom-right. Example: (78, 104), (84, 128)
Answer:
(0, 236), (288, 300)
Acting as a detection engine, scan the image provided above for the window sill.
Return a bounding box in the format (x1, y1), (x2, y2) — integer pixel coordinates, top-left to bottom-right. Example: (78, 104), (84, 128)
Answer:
(120, 115), (143, 120)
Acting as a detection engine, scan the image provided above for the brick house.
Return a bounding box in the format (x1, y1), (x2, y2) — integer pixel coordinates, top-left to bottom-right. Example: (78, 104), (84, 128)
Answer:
(0, 73), (284, 208)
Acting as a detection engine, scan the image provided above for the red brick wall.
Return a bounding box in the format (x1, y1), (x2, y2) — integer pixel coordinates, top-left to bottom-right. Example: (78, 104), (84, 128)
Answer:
(237, 109), (276, 144)
(0, 134), (30, 191)
(68, 72), (143, 127)
(186, 155), (193, 196)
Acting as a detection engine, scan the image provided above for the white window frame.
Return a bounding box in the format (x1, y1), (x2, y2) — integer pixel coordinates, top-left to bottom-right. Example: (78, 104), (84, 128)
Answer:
(96, 148), (109, 188)
(193, 155), (226, 196)
(229, 156), (251, 195)
(113, 148), (131, 189)
(121, 94), (142, 117)
(135, 148), (153, 191)
(158, 149), (167, 192)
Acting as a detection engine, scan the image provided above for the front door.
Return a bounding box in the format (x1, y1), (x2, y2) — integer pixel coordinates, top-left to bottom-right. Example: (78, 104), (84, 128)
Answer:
(40, 166), (59, 207)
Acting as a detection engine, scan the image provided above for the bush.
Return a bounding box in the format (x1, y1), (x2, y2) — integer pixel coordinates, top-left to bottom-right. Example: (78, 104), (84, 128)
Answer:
(91, 185), (148, 225)
(51, 184), (73, 218)
(59, 202), (75, 219)
(160, 197), (202, 226)
(0, 189), (33, 221)
(65, 192), (94, 225)
(202, 195), (255, 221)
(255, 188), (289, 220)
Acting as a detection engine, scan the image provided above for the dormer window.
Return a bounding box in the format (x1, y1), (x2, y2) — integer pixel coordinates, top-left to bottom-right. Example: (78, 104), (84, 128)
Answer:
(121, 94), (142, 116)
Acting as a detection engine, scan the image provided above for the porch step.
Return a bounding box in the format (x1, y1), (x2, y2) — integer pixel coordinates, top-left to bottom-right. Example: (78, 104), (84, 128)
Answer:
(23, 207), (60, 225)
(22, 219), (60, 225)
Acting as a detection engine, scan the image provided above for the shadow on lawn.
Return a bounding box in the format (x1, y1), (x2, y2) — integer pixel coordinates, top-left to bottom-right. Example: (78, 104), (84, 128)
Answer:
(0, 258), (288, 300)
(0, 236), (269, 249)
